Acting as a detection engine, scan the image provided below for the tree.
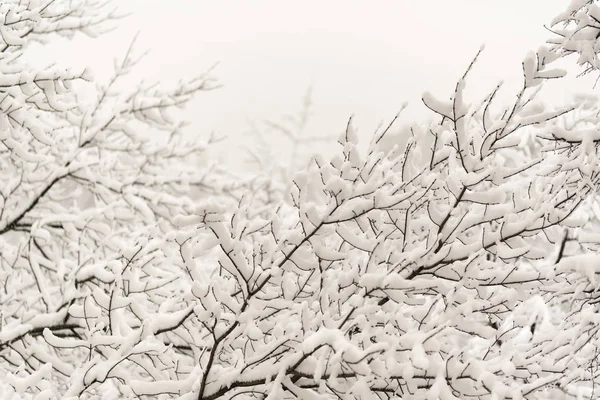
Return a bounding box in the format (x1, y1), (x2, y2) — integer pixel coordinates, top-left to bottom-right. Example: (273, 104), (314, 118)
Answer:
(549, 0), (600, 78)
(0, 1), (235, 398)
(171, 46), (598, 399)
(244, 85), (337, 205)
(2, 1), (600, 400)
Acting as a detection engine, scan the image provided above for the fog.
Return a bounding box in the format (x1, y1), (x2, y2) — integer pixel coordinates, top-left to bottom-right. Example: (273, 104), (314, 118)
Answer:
(29, 1), (595, 172)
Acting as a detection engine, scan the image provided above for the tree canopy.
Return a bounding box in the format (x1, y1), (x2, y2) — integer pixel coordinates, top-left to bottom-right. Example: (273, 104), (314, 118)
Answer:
(2, 1), (600, 399)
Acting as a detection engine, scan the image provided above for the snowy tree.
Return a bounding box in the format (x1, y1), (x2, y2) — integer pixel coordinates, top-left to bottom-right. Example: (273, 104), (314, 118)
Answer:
(0, 1), (237, 398)
(549, 0), (600, 77)
(3, 1), (600, 400)
(167, 46), (600, 399)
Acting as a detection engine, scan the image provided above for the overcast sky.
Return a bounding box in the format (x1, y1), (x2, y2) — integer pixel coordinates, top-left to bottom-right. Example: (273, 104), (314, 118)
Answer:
(32, 0), (596, 172)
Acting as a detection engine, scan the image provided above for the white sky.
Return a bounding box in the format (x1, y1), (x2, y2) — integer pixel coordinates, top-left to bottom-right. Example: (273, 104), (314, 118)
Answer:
(31, 0), (596, 172)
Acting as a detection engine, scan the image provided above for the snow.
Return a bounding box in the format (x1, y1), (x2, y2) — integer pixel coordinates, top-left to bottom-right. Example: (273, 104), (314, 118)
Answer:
(5, 138), (47, 162)
(556, 253), (600, 285)
(74, 262), (115, 284)
(0, 310), (68, 344)
(422, 91), (453, 119)
(523, 51), (539, 87)
(3, 363), (52, 394)
(411, 342), (429, 370)
(535, 68), (567, 79)
(334, 223), (375, 251)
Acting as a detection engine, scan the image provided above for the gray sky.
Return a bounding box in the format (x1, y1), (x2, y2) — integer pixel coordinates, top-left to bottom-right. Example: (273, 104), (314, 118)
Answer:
(31, 0), (595, 172)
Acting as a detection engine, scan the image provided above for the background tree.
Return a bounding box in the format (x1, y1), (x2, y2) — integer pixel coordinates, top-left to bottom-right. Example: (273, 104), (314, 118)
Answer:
(244, 85), (337, 206)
